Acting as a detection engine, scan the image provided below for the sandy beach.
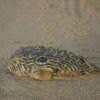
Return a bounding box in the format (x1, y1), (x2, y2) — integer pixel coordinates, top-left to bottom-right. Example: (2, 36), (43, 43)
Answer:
(0, 0), (100, 100)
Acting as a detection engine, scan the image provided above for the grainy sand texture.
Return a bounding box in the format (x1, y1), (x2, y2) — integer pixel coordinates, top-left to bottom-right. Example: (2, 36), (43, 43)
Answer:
(0, 0), (100, 100)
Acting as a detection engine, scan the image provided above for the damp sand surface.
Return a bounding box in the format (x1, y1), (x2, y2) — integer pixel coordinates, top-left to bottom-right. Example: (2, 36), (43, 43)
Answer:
(0, 0), (100, 100)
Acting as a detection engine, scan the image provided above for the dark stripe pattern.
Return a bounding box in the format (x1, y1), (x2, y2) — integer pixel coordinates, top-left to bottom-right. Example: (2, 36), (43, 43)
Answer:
(7, 45), (99, 76)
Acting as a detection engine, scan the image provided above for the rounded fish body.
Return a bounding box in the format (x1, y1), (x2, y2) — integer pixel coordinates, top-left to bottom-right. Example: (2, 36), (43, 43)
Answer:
(6, 46), (99, 81)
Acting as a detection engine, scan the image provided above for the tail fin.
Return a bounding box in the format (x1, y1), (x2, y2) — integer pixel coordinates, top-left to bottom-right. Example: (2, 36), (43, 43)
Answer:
(79, 57), (100, 74)
(89, 64), (100, 74)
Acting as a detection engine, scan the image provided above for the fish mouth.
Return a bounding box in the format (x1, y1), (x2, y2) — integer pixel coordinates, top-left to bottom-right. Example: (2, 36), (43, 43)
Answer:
(6, 61), (12, 72)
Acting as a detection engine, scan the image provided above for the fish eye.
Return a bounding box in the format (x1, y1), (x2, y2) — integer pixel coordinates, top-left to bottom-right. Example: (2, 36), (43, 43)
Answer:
(12, 60), (17, 64)
(10, 58), (18, 67)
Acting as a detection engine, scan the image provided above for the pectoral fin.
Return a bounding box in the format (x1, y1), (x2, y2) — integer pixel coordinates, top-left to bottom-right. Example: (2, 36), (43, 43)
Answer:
(32, 68), (54, 81)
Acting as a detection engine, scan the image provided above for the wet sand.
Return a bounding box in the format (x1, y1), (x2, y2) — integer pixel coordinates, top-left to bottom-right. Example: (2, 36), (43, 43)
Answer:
(0, 0), (100, 100)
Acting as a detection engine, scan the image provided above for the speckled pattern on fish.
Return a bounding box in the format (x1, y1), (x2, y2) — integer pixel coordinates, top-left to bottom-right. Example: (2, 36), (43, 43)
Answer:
(6, 45), (100, 81)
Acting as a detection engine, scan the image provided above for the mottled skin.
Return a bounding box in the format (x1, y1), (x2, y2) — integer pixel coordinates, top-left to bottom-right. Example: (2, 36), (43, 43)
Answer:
(6, 45), (99, 81)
